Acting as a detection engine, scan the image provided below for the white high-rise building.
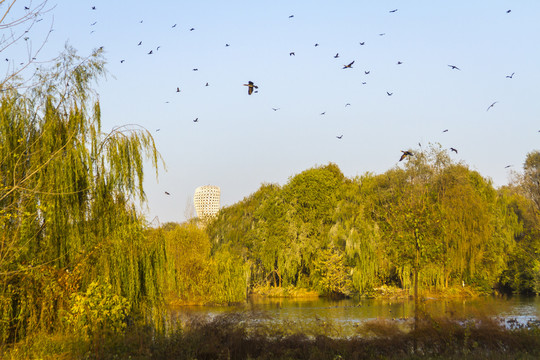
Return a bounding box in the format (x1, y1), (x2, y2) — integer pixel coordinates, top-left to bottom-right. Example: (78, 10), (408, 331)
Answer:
(194, 185), (221, 220)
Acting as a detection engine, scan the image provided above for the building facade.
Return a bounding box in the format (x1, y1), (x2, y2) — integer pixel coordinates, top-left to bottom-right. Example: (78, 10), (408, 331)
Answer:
(194, 185), (221, 220)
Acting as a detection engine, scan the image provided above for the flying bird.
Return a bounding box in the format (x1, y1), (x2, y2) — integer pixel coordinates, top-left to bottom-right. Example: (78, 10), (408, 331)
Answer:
(314, 43), (319, 47)
(272, 108), (280, 111)
(448, 65), (460, 70)
(397, 61), (403, 65)
(289, 52), (295, 56)
(192, 68), (198, 71)
(90, 21), (97, 26)
(176, 87), (180, 92)
(225, 43), (230, 47)
(120, 60), (125, 63)
(387, 91), (393, 96)
(379, 33), (386, 36)
(450, 147), (458, 154)
(243, 81), (258, 95)
(506, 72), (515, 78)
(359, 42), (365, 45)
(505, 165), (512, 168)
(343, 61), (354, 69)
(320, 112), (326, 115)
(334, 53), (339, 58)
(289, 15), (294, 18)
(189, 28), (195, 31)
(506, 9), (511, 13)
(365, 70), (370, 74)
(193, 118), (199, 122)
(92, 6), (96, 10)
(205, 82), (209, 86)
(345, 103), (351, 107)
(165, 191), (171, 195)
(399, 150), (413, 161)
(389, 9), (398, 13)
(172, 24), (177, 28)
(486, 101), (498, 111)
(138, 41), (142, 46)
(443, 129), (448, 132)
(148, 50), (153, 55)
(336, 135), (343, 139)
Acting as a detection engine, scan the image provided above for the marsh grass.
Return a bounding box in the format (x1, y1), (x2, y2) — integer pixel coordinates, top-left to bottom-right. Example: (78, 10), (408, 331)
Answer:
(1, 310), (539, 359)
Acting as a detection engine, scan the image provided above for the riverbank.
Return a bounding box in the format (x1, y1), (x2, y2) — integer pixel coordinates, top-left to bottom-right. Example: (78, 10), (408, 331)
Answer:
(251, 285), (320, 298)
(249, 284), (479, 301)
(2, 311), (539, 359)
(370, 284), (479, 300)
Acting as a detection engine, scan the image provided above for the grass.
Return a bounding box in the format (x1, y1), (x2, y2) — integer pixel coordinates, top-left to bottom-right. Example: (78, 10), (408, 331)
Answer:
(1, 312), (539, 359)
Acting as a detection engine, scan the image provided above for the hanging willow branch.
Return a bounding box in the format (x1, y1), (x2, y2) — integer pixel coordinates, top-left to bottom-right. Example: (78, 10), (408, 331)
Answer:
(0, 45), (165, 342)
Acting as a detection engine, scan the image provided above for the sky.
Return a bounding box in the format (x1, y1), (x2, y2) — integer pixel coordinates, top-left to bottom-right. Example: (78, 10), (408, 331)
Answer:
(3, 1), (540, 224)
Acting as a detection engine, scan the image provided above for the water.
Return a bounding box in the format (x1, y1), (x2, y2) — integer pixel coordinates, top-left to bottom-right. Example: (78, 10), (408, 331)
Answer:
(172, 295), (540, 333)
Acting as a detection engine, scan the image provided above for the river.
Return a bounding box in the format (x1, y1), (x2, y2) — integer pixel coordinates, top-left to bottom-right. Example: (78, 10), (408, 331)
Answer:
(172, 295), (540, 334)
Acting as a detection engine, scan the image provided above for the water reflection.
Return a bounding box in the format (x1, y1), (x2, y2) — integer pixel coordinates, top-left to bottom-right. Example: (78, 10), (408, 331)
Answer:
(172, 295), (540, 332)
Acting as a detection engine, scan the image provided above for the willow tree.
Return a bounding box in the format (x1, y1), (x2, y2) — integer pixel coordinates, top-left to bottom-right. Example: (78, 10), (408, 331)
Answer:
(522, 151), (540, 211)
(365, 145), (516, 292)
(0, 46), (162, 342)
(434, 165), (519, 290)
(499, 151), (540, 294)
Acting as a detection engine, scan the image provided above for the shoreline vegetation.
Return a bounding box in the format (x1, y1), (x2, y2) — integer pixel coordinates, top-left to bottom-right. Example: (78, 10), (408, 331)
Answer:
(250, 284), (478, 300)
(2, 308), (539, 360)
(164, 284), (479, 308)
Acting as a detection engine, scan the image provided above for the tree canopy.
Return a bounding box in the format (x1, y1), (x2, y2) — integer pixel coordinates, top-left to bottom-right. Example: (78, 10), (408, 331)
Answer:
(0, 46), (163, 342)
(207, 145), (532, 297)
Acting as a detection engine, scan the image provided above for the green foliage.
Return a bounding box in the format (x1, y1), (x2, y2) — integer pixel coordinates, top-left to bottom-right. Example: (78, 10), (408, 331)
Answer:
(207, 245), (250, 304)
(208, 145), (528, 297)
(164, 222), (212, 301)
(149, 222), (249, 305)
(364, 145), (520, 292)
(0, 46), (163, 343)
(312, 245), (352, 296)
(498, 151), (540, 294)
(522, 150), (540, 210)
(208, 164), (349, 292)
(66, 281), (130, 338)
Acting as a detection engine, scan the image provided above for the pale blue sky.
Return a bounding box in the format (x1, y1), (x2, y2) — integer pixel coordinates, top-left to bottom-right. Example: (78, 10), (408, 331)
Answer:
(4, 1), (540, 223)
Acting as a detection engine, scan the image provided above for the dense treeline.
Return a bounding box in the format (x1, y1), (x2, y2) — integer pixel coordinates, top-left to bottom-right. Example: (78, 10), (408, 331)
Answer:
(206, 146), (540, 297)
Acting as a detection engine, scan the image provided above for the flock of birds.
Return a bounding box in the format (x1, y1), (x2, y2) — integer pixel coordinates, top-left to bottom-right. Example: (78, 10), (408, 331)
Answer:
(75, 4), (534, 195)
(225, 9), (520, 164)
